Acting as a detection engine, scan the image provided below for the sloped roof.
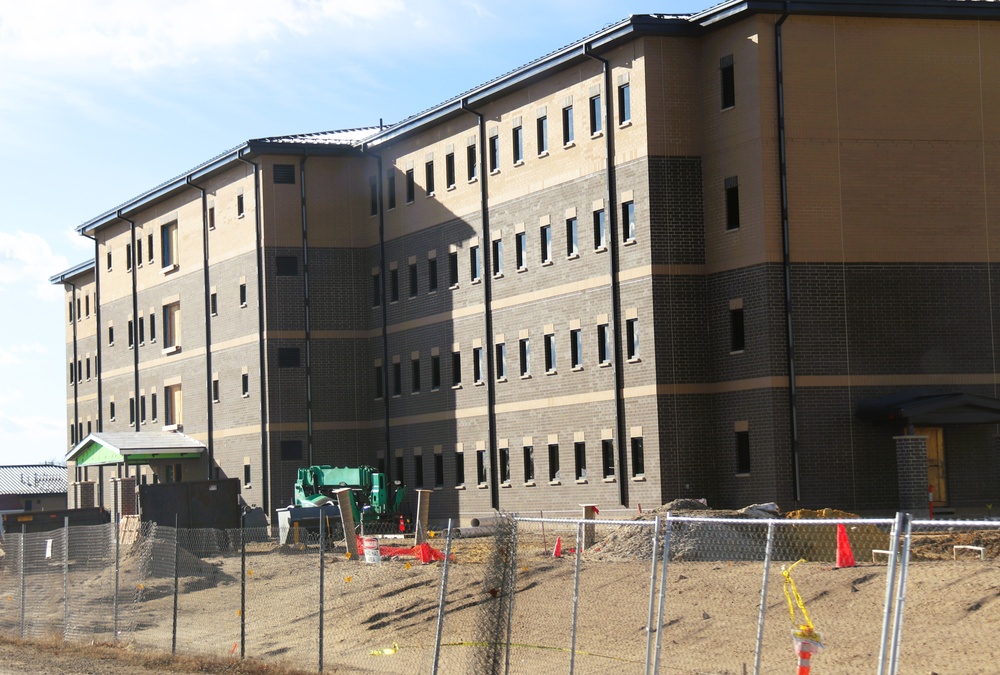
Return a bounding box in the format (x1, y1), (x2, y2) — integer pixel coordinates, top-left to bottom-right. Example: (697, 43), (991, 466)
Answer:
(857, 390), (1000, 425)
(0, 465), (68, 496)
(67, 432), (206, 466)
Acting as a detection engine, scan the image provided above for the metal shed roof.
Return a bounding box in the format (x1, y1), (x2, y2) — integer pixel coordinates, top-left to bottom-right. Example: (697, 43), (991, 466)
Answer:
(0, 465), (68, 496)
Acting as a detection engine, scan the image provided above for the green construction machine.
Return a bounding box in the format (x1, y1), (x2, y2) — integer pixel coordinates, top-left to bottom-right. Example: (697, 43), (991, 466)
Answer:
(292, 465), (406, 525)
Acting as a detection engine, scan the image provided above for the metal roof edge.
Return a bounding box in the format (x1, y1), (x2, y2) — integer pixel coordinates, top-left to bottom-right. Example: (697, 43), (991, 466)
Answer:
(690, 0), (1000, 28)
(49, 259), (96, 285)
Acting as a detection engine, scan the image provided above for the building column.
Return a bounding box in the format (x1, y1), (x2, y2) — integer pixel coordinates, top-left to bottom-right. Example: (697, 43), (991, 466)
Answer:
(895, 434), (928, 515)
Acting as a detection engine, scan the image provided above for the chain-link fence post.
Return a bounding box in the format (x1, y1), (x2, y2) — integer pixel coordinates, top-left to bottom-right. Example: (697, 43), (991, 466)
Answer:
(19, 524), (25, 639)
(319, 512), (325, 674)
(752, 520), (775, 675)
(652, 512), (672, 674)
(877, 511), (904, 675)
(568, 520), (584, 674)
(887, 513), (913, 675)
(63, 517), (69, 639)
(431, 518), (454, 675)
(240, 518), (246, 659)
(113, 514), (120, 643)
(172, 515), (179, 655)
(643, 515), (661, 674)
(503, 516), (519, 675)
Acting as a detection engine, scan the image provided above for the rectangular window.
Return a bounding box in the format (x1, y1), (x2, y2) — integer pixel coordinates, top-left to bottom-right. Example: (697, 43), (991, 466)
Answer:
(138, 316), (145, 345)
(512, 126), (523, 163)
(544, 333), (556, 373)
(473, 347), (484, 384)
(721, 55), (735, 109)
(369, 176), (378, 216)
(387, 172), (396, 210)
(212, 377), (219, 403)
(425, 160), (435, 195)
(405, 168), (415, 203)
(210, 292), (218, 316)
(85, 357), (91, 380)
(515, 232), (526, 270)
(467, 144), (477, 181)
(127, 319), (134, 348)
(150, 391), (157, 421)
(598, 323), (611, 365)
(163, 302), (180, 350)
(519, 338), (530, 377)
(566, 217), (578, 257)
(456, 451), (466, 486)
(445, 153), (456, 188)
(449, 251), (459, 287)
(411, 358), (421, 393)
(570, 329), (583, 368)
(602, 439), (615, 479)
(278, 347), (301, 367)
(409, 263), (418, 298)
(434, 452), (444, 487)
(275, 255), (298, 276)
(69, 361), (74, 384)
(242, 372), (249, 397)
(414, 454), (424, 489)
(428, 257), (438, 292)
(631, 437), (645, 476)
(626, 318), (639, 360)
(731, 307), (745, 352)
(495, 342), (507, 380)
(208, 206), (215, 230)
(161, 221), (178, 268)
(562, 106), (574, 144)
(476, 448), (487, 485)
(470, 245), (481, 282)
(239, 283), (247, 307)
(725, 177), (740, 231)
(76, 360), (82, 382)
(107, 250), (112, 271)
(548, 443), (560, 481)
(492, 239), (503, 276)
(622, 201), (636, 242)
(243, 462), (251, 486)
(68, 301), (74, 323)
(536, 116), (548, 154)
(593, 209), (607, 249)
(431, 354), (441, 389)
(136, 239), (143, 267)
(85, 295), (90, 317)
(452, 351), (462, 386)
(150, 313), (156, 341)
(589, 95), (602, 135)
(126, 243), (132, 272)
(147, 232), (154, 264)
(390, 268), (399, 302)
(499, 447), (510, 484)
(374, 364), (384, 399)
(488, 135), (500, 172)
(540, 224), (552, 263)
(109, 400), (116, 421)
(736, 430), (751, 473)
(372, 272), (381, 307)
(237, 193), (245, 217)
(618, 83), (631, 123)
(392, 361), (402, 396)
(164, 384), (181, 426)
(575, 441), (587, 480)
(281, 440), (303, 461)
(523, 446), (535, 482)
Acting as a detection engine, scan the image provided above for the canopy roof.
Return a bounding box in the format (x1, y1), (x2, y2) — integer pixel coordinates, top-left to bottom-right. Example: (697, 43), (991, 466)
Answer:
(857, 390), (1000, 425)
(66, 432), (206, 467)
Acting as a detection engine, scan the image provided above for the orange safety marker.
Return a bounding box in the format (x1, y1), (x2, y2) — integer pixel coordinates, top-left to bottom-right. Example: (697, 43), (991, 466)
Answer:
(835, 523), (856, 568)
(399, 514), (405, 532)
(783, 559), (823, 674)
(552, 536), (562, 558)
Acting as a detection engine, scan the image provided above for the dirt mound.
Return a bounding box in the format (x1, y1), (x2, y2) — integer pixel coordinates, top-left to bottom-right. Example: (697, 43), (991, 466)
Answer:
(910, 529), (1000, 560)
(786, 508), (859, 520)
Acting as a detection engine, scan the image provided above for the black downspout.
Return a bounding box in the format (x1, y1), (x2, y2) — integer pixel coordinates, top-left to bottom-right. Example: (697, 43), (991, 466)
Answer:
(461, 99), (501, 512)
(368, 150), (394, 485)
(69, 281), (79, 445)
(775, 6), (801, 502)
(585, 44), (630, 508)
(187, 177), (215, 478)
(238, 155), (270, 514)
(119, 212), (140, 433)
(298, 158), (315, 466)
(90, 233), (103, 432)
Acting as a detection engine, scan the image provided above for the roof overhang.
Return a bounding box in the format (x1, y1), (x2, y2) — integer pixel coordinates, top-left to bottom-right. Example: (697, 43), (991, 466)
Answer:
(49, 259), (96, 285)
(67, 432), (206, 467)
(857, 390), (1000, 425)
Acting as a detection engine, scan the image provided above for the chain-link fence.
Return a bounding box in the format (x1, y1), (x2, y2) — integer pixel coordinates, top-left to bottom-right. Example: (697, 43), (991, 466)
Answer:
(0, 512), (998, 673)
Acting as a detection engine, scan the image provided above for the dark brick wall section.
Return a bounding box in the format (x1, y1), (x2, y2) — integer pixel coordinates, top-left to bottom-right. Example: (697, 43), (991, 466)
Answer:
(648, 156), (704, 266)
(895, 435), (928, 512)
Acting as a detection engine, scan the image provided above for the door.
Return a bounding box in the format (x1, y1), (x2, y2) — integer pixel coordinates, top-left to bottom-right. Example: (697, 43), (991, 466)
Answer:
(915, 426), (947, 506)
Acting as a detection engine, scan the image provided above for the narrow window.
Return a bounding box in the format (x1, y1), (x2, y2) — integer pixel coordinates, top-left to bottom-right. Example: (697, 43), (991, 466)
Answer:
(593, 209), (607, 249)
(618, 83), (631, 124)
(452, 350), (462, 386)
(409, 262), (418, 298)
(473, 347), (484, 384)
(127, 319), (134, 348)
(725, 177), (740, 230)
(239, 283), (247, 307)
(163, 302), (180, 349)
(536, 116), (548, 154)
(278, 347), (301, 367)
(434, 452), (444, 487)
(392, 361), (402, 396)
(499, 447), (510, 484)
(455, 451), (466, 486)
(69, 361), (74, 384)
(512, 125), (523, 163)
(445, 153), (456, 188)
(622, 201), (636, 242)
(85, 295), (90, 317)
(369, 176), (378, 216)
(519, 337), (530, 377)
(68, 301), (74, 323)
(390, 267), (399, 302)
(631, 437), (645, 476)
(425, 160), (435, 195)
(243, 462), (251, 486)
(129, 396), (135, 425)
(589, 95), (602, 135)
(147, 232), (154, 264)
(149, 313), (156, 341)
(126, 243), (132, 272)
(626, 318), (639, 360)
(575, 441), (587, 480)
(108, 324), (114, 346)
(431, 354), (441, 389)
(212, 377), (219, 403)
(470, 245), (481, 282)
(562, 106), (574, 144)
(208, 206), (215, 230)
(721, 55), (735, 109)
(136, 239), (142, 267)
(242, 372), (249, 397)
(428, 257), (438, 292)
(736, 430), (751, 474)
(387, 172), (396, 210)
(151, 392), (157, 421)
(405, 169), (415, 203)
(489, 135), (500, 172)
(544, 333), (556, 373)
(731, 307), (745, 352)
(210, 292), (218, 316)
(523, 446), (535, 482)
(540, 224), (552, 263)
(515, 232), (526, 270)
(372, 272), (381, 307)
(570, 329), (583, 368)
(476, 449), (488, 486)
(275, 256), (298, 276)
(138, 316), (145, 345)
(110, 400), (116, 421)
(76, 298), (81, 320)
(449, 251), (459, 287)
(597, 323), (611, 365)
(161, 221), (178, 267)
(566, 217), (578, 257)
(107, 250), (112, 271)
(237, 193), (245, 217)
(374, 364), (384, 399)
(492, 239), (503, 276)
(495, 343), (507, 380)
(467, 144), (477, 181)
(548, 443), (560, 481)
(76, 360), (82, 382)
(602, 439), (615, 479)
(85, 357), (91, 380)
(411, 357), (421, 393)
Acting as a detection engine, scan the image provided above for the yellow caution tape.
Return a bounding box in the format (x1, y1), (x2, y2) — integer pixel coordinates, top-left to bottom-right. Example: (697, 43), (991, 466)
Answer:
(370, 642), (399, 656)
(782, 559), (822, 643)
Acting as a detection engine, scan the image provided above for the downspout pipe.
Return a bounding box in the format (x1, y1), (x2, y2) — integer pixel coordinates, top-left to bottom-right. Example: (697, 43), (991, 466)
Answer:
(118, 211), (140, 433)
(461, 99), (501, 512)
(69, 280), (79, 445)
(299, 157), (315, 466)
(585, 43), (630, 508)
(186, 176), (215, 478)
(81, 231), (103, 432)
(237, 155), (270, 515)
(775, 6), (801, 502)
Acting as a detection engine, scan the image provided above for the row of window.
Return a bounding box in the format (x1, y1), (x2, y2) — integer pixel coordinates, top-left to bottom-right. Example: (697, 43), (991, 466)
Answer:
(370, 84), (631, 214)
(68, 293), (95, 324)
(113, 383), (183, 428)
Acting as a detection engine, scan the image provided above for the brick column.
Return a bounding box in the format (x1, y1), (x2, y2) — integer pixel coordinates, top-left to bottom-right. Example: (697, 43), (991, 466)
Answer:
(75, 481), (96, 509)
(119, 477), (137, 515)
(895, 435), (928, 515)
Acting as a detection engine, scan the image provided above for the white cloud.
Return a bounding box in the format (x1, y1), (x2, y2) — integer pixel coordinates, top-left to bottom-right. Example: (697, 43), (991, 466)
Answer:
(0, 230), (69, 300)
(0, 409), (66, 465)
(0, 345), (46, 367)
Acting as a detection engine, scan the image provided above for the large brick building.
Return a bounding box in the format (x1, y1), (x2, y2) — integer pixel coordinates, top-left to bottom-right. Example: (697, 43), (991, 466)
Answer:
(53, 0), (1000, 521)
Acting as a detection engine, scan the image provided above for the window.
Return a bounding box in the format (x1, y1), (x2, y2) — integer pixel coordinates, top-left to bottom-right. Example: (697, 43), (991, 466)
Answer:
(281, 440), (304, 461)
(473, 347), (484, 384)
(274, 164), (295, 184)
(129, 396), (136, 425)
(425, 160), (435, 195)
(562, 106), (574, 144)
(495, 342), (507, 380)
(387, 172), (396, 210)
(107, 250), (112, 271)
(589, 95), (602, 135)
(239, 283), (247, 307)
(523, 446), (535, 482)
(540, 224), (552, 263)
(570, 328), (583, 369)
(278, 347), (300, 368)
(163, 302), (180, 350)
(237, 193), (245, 217)
(276, 256), (298, 276)
(467, 144), (477, 181)
(141, 394), (147, 421)
(76, 360), (82, 382)
(492, 238), (503, 276)
(449, 251), (459, 287)
(212, 377), (220, 403)
(575, 441), (587, 480)
(618, 83), (631, 124)
(428, 257), (438, 292)
(392, 361), (402, 396)
(85, 357), (90, 380)
(151, 392), (158, 421)
(499, 447), (510, 484)
(372, 272), (381, 307)
(489, 135), (500, 172)
(85, 295), (89, 317)
(76, 298), (81, 321)
(470, 245), (481, 282)
(414, 453), (424, 489)
(411, 357), (421, 393)
(544, 333), (556, 373)
(434, 452), (444, 487)
(126, 243), (132, 272)
(243, 462), (251, 486)
(548, 443), (560, 481)
(593, 209), (607, 249)
(69, 361), (74, 384)
(602, 439), (615, 479)
(68, 301), (74, 323)
(208, 206), (215, 230)
(149, 313), (156, 342)
(445, 153), (456, 188)
(725, 177), (740, 230)
(374, 364), (384, 399)
(736, 430), (751, 474)
(731, 307), (745, 352)
(147, 233), (154, 264)
(622, 201), (636, 242)
(127, 319), (134, 348)
(136, 239), (142, 267)
(210, 292), (218, 316)
(405, 168), (415, 203)
(512, 125), (523, 163)
(242, 372), (250, 397)
(109, 400), (116, 422)
(390, 268), (399, 302)
(476, 448), (487, 485)
(431, 354), (441, 389)
(626, 318), (639, 360)
(536, 116), (548, 154)
(566, 217), (578, 257)
(721, 55), (735, 109)
(631, 437), (645, 477)
(455, 451), (466, 485)
(452, 351), (462, 386)
(138, 316), (145, 345)
(369, 176), (378, 215)
(598, 323), (611, 365)
(161, 221), (178, 268)
(108, 323), (115, 346)
(519, 337), (530, 377)
(409, 263), (418, 298)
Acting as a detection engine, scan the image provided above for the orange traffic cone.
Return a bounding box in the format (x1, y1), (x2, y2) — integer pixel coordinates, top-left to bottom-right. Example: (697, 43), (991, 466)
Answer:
(552, 536), (562, 558)
(835, 523), (856, 568)
(399, 515), (406, 533)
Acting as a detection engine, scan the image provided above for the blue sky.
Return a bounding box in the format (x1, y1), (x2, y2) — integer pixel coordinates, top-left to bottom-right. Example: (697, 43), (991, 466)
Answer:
(0, 0), (706, 466)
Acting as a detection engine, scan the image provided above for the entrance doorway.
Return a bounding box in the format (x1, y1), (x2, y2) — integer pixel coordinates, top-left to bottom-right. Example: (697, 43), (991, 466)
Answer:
(915, 426), (947, 506)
